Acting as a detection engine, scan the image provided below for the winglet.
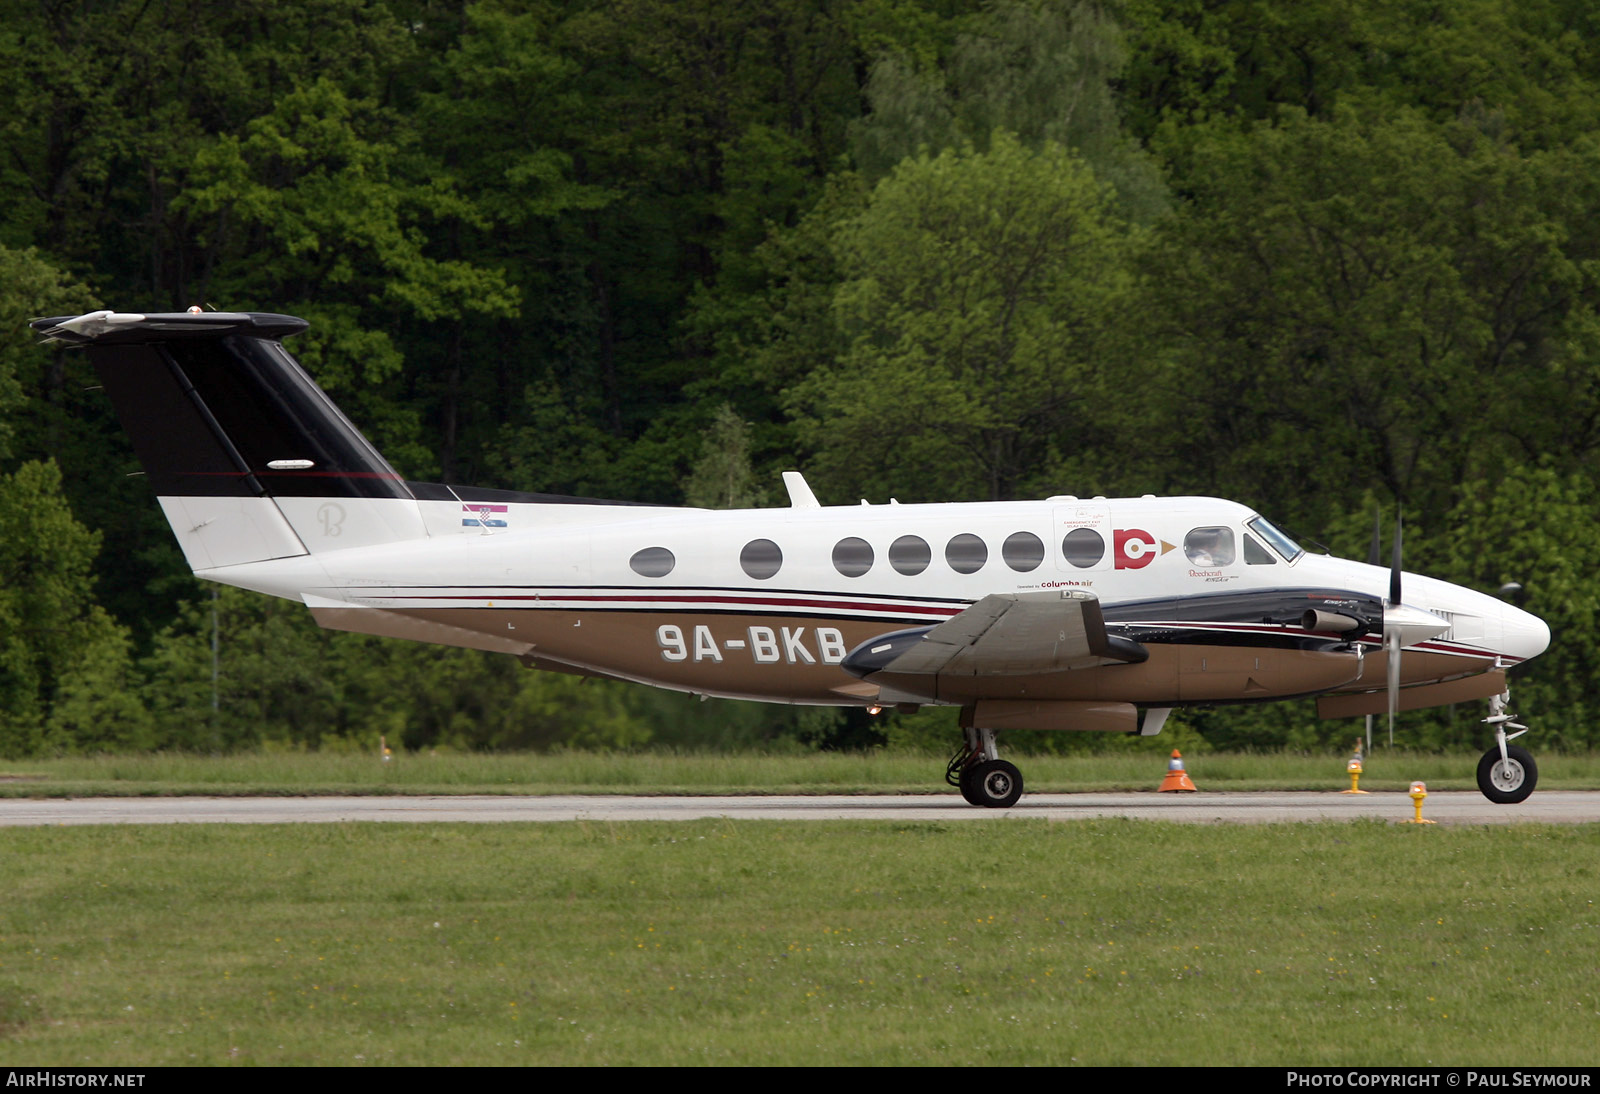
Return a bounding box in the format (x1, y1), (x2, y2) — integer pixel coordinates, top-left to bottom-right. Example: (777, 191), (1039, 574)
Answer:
(782, 471), (820, 509)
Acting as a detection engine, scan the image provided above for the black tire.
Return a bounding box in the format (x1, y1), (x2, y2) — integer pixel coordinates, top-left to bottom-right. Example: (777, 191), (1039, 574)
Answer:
(970, 759), (1024, 809)
(957, 763), (984, 806)
(1477, 744), (1538, 804)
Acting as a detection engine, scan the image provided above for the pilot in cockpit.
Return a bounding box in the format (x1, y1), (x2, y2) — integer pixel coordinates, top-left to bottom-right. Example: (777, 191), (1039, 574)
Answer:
(1185, 527), (1233, 567)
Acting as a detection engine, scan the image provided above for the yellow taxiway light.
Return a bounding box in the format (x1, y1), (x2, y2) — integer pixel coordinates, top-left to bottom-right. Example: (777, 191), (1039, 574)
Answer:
(1405, 780), (1436, 825)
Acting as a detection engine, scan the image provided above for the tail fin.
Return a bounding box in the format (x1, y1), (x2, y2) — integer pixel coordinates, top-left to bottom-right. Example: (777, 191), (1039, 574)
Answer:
(32, 310), (425, 569)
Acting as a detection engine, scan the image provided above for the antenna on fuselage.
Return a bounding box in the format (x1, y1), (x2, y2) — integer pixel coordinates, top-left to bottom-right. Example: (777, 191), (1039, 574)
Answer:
(782, 471), (820, 509)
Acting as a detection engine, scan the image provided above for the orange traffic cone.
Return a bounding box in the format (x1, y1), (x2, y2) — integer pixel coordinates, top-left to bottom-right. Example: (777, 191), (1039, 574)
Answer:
(1159, 749), (1198, 792)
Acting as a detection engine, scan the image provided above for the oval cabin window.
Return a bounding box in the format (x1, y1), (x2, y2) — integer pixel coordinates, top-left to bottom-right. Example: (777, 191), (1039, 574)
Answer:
(1002, 531), (1045, 572)
(832, 537), (874, 578)
(629, 546), (675, 578)
(889, 535), (931, 576)
(945, 533), (987, 574)
(740, 538), (784, 580)
(1061, 527), (1105, 569)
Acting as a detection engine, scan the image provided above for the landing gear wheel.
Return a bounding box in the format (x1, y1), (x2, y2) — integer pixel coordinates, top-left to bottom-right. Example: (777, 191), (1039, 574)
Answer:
(957, 764), (984, 806)
(1477, 744), (1537, 804)
(970, 759), (1024, 809)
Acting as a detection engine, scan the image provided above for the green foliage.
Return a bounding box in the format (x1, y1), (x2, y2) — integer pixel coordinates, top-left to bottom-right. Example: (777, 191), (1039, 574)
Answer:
(0, 461), (141, 757)
(44, 624), (154, 753)
(852, 0), (1168, 218)
(141, 586), (654, 751)
(1139, 105), (1600, 524)
(0, 245), (178, 639)
(682, 404), (764, 509)
(786, 133), (1141, 502)
(177, 74), (520, 321)
(1122, 0), (1600, 144)
(0, 248), (94, 457)
(487, 380), (625, 497)
(421, 1), (612, 227)
(1431, 466), (1600, 747)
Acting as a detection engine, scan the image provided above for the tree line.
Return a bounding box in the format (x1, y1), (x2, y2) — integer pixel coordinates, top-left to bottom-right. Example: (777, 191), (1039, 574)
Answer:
(3, 0), (1598, 755)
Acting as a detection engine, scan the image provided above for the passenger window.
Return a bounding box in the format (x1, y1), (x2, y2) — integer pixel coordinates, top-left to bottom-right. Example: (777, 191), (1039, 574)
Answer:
(945, 533), (987, 574)
(889, 535), (931, 576)
(1243, 534), (1276, 565)
(629, 546), (675, 577)
(740, 538), (783, 580)
(1061, 528), (1105, 569)
(1002, 531), (1045, 573)
(832, 537), (874, 578)
(1184, 527), (1235, 567)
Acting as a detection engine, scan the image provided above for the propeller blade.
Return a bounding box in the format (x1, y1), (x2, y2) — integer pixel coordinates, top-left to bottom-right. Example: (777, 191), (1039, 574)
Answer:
(1368, 508), (1382, 567)
(1389, 511), (1403, 607)
(1387, 629), (1401, 747)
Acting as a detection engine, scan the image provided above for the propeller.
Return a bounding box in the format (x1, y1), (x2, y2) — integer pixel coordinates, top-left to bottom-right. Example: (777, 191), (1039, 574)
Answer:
(1389, 512), (1403, 609)
(1375, 509), (1451, 747)
(1388, 513), (1402, 746)
(1366, 508), (1381, 751)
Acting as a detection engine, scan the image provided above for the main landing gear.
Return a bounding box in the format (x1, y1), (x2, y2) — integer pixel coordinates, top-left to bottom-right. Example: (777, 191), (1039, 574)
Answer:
(1476, 688), (1537, 804)
(947, 726), (1024, 808)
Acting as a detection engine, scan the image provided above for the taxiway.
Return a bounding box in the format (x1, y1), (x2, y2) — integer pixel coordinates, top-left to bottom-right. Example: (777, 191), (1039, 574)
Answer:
(4, 791), (1600, 826)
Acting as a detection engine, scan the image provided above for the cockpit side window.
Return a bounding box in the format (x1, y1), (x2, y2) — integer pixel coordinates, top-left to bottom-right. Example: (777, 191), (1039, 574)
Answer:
(1247, 516), (1303, 562)
(1243, 533), (1276, 565)
(1184, 526), (1235, 567)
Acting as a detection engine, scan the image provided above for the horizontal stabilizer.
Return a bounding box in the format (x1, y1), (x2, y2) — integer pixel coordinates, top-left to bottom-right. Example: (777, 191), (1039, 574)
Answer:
(160, 495), (306, 571)
(33, 310), (309, 344)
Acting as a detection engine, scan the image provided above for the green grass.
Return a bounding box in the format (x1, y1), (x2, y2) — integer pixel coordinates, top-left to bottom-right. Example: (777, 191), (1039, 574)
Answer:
(2, 820), (1598, 1065)
(2, 748), (1600, 798)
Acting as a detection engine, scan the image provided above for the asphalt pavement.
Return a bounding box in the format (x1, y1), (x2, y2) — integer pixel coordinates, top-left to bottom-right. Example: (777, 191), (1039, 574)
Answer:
(4, 790), (1599, 826)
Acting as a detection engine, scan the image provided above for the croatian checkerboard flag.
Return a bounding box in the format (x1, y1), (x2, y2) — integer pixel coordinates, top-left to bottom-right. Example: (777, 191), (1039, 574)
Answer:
(462, 504), (509, 528)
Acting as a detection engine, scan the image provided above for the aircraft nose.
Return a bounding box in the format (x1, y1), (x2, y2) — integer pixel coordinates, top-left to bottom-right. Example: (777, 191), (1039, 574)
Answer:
(1499, 604), (1551, 664)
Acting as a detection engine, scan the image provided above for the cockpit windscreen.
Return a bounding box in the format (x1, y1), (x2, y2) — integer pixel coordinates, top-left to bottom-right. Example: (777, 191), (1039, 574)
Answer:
(1247, 516), (1303, 562)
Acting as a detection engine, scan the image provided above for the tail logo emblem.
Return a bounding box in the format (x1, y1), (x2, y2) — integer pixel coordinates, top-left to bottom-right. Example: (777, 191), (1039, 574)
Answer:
(317, 502), (346, 537)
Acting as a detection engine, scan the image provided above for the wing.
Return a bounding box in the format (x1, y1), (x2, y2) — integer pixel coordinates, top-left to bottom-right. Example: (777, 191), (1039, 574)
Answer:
(842, 589), (1147, 680)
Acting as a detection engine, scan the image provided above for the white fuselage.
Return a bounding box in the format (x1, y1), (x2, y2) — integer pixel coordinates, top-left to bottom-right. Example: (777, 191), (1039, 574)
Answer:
(192, 493), (1549, 707)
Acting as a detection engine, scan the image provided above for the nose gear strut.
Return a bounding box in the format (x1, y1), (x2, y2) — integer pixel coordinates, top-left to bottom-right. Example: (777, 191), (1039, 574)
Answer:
(1476, 687), (1537, 804)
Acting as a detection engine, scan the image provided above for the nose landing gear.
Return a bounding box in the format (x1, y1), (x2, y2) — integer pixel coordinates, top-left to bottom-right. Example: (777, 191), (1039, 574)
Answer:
(1476, 689), (1537, 804)
(947, 726), (1025, 808)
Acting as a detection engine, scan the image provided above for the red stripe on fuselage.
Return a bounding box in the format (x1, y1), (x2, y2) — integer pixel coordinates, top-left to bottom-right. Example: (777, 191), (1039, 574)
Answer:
(383, 592), (965, 616)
